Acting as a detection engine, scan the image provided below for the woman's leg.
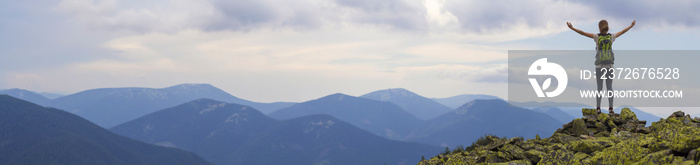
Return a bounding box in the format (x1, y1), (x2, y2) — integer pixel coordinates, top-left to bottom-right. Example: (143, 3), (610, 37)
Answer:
(606, 75), (614, 110)
(596, 68), (604, 109)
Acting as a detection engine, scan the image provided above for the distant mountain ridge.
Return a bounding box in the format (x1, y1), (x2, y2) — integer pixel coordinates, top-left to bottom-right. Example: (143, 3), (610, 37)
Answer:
(360, 88), (452, 120)
(432, 94), (500, 109)
(0, 88), (51, 106)
(269, 93), (424, 140)
(0, 95), (210, 165)
(411, 99), (563, 147)
(112, 99), (441, 165)
(47, 84), (294, 128)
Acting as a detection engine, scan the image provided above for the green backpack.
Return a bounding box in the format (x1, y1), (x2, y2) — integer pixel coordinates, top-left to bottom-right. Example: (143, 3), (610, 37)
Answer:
(596, 33), (614, 65)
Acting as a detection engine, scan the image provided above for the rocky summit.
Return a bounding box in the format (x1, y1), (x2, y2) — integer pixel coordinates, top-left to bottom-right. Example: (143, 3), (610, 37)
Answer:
(418, 108), (700, 164)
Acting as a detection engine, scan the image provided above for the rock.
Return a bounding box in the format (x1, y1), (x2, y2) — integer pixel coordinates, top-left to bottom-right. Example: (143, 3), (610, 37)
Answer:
(579, 135), (596, 140)
(582, 108), (598, 118)
(573, 152), (590, 161)
(638, 149), (675, 163)
(589, 138), (651, 163)
(687, 149), (698, 162)
(673, 111), (685, 117)
(538, 149), (575, 165)
(491, 159), (532, 165)
(498, 144), (526, 160)
(569, 139), (609, 154)
(524, 150), (544, 163)
(650, 116), (700, 153)
(620, 108), (638, 121)
(569, 118), (589, 136)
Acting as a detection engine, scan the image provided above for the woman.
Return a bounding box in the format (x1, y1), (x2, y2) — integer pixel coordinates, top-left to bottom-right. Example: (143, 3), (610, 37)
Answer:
(567, 20), (635, 114)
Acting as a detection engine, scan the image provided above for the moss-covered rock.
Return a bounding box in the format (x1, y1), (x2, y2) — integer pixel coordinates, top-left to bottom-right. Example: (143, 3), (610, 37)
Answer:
(538, 149), (575, 165)
(582, 108), (598, 118)
(524, 149), (544, 163)
(569, 139), (611, 154)
(418, 109), (700, 165)
(620, 108), (638, 121)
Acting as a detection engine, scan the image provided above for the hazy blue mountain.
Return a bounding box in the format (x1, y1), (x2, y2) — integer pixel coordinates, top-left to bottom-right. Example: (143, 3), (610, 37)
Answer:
(508, 101), (660, 127)
(112, 99), (441, 165)
(38, 92), (65, 99)
(269, 93), (424, 140)
(231, 114), (441, 165)
(412, 99), (562, 148)
(49, 84), (293, 128)
(0, 95), (210, 165)
(432, 94), (500, 109)
(508, 101), (590, 108)
(111, 99), (276, 165)
(360, 88), (452, 120)
(0, 88), (51, 106)
(530, 106), (577, 124)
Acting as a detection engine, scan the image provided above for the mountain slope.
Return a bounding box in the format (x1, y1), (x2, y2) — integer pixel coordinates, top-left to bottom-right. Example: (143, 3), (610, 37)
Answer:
(413, 99), (562, 148)
(269, 93), (424, 140)
(360, 88), (452, 120)
(0, 88), (51, 106)
(419, 109), (700, 164)
(230, 114), (441, 165)
(111, 99), (277, 165)
(0, 95), (210, 165)
(432, 94), (500, 109)
(112, 99), (441, 165)
(50, 84), (293, 128)
(531, 106), (577, 124)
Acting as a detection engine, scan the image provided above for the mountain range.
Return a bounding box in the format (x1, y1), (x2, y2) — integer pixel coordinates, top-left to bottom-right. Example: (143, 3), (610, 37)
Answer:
(431, 94), (500, 109)
(0, 95), (210, 165)
(411, 99), (563, 147)
(0, 88), (52, 106)
(512, 101), (661, 127)
(111, 99), (441, 165)
(360, 88), (452, 120)
(3, 84), (294, 128)
(269, 93), (424, 140)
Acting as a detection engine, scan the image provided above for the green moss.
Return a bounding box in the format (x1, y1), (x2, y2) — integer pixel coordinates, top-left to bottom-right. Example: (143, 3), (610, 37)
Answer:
(637, 149), (674, 164)
(491, 159), (532, 165)
(596, 113), (610, 123)
(499, 144), (526, 160)
(620, 108), (638, 121)
(524, 150), (544, 163)
(572, 118), (589, 136)
(582, 108), (598, 117)
(573, 152), (590, 161)
(650, 116), (700, 153)
(588, 137), (650, 164)
(538, 149), (575, 165)
(569, 139), (611, 154)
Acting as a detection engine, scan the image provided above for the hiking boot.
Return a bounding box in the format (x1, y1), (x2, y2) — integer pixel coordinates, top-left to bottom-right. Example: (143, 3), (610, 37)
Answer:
(608, 107), (615, 114)
(596, 107), (601, 114)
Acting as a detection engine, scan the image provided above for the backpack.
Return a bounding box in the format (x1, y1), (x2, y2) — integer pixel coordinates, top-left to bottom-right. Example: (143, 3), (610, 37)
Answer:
(596, 33), (614, 65)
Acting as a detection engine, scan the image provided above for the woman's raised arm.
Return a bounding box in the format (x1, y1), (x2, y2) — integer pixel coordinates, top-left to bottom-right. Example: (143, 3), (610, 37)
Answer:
(615, 20), (636, 38)
(567, 22), (595, 39)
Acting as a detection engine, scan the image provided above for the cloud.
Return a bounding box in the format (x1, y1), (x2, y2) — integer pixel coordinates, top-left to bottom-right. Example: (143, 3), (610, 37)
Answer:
(55, 0), (700, 37)
(578, 1), (700, 29)
(56, 0), (219, 32)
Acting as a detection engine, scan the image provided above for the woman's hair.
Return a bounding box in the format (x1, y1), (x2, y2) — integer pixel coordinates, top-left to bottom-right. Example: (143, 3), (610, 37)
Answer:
(599, 20), (609, 34)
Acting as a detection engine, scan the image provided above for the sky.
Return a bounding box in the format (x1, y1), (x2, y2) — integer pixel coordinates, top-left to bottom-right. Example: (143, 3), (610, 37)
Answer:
(2, 0), (700, 107)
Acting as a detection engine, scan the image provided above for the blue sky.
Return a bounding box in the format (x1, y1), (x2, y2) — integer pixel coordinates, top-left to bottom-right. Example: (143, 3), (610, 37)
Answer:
(2, 0), (700, 104)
